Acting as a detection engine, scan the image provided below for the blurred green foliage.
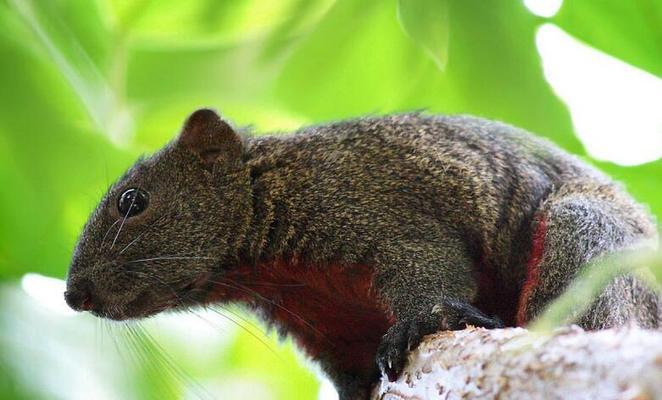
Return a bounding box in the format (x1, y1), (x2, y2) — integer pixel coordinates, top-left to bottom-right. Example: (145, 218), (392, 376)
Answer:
(0, 0), (660, 399)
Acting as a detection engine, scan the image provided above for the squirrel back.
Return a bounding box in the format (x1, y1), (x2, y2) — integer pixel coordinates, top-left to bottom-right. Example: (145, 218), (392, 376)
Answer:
(244, 112), (645, 276)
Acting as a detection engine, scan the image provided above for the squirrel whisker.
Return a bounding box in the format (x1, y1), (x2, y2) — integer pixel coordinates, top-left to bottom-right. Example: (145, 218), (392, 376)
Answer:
(125, 256), (219, 264)
(118, 214), (169, 255)
(110, 195), (137, 250)
(99, 218), (121, 251)
(206, 277), (327, 340)
(190, 306), (281, 360)
(118, 231), (146, 255)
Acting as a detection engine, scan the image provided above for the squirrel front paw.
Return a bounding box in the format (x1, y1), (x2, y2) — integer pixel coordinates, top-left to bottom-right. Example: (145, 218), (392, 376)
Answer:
(376, 314), (436, 382)
(440, 299), (504, 330)
(376, 300), (504, 381)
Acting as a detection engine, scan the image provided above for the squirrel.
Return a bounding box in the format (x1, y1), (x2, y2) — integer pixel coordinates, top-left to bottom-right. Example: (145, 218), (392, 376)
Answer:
(64, 109), (660, 400)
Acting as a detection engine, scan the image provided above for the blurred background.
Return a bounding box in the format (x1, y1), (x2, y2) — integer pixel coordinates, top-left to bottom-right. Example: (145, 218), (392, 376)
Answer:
(0, 0), (660, 399)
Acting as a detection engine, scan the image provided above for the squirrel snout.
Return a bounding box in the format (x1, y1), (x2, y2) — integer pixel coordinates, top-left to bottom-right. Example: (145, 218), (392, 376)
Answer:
(64, 279), (95, 312)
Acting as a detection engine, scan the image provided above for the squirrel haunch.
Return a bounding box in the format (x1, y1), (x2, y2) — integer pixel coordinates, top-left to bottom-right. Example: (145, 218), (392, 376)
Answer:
(65, 109), (660, 400)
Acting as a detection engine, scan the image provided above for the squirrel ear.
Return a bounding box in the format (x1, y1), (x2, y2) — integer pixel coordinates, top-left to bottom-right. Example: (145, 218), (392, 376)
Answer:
(178, 108), (242, 169)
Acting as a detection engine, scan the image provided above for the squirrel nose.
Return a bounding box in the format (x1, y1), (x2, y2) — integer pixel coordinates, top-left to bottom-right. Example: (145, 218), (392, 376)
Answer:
(64, 280), (95, 311)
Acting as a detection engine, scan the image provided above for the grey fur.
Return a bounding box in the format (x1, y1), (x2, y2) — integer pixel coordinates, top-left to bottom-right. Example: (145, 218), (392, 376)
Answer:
(65, 110), (660, 400)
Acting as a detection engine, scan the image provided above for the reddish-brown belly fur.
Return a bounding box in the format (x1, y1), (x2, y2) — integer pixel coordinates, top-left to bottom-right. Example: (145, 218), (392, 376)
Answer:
(215, 261), (395, 373)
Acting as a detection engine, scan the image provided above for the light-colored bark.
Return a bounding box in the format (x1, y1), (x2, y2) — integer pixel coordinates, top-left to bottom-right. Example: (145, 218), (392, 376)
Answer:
(371, 326), (662, 400)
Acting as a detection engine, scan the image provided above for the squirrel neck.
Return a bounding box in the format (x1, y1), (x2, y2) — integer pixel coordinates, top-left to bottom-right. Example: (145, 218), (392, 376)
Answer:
(237, 135), (301, 266)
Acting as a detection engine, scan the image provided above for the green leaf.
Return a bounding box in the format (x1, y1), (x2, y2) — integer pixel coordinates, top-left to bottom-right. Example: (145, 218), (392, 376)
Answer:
(275, 0), (579, 151)
(397, 0), (450, 70)
(531, 249), (662, 332)
(6, 0), (125, 139)
(553, 0), (662, 77)
(596, 158), (662, 220)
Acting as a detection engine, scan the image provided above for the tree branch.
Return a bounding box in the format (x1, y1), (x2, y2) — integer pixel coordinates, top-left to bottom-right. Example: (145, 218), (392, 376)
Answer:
(371, 326), (662, 399)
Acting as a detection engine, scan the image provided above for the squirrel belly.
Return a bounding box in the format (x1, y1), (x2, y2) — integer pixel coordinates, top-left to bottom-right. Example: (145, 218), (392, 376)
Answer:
(205, 259), (395, 373)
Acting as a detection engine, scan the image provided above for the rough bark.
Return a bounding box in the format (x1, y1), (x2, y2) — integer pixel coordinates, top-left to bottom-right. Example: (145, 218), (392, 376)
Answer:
(371, 326), (662, 400)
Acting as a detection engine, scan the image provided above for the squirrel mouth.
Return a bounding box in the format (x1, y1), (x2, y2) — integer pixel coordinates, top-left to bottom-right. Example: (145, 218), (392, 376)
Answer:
(95, 273), (215, 321)
(119, 294), (179, 320)
(175, 272), (213, 299)
(99, 290), (180, 321)
(137, 272), (215, 315)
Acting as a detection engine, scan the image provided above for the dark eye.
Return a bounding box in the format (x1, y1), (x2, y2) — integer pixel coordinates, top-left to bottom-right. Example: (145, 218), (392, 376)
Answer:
(117, 188), (149, 217)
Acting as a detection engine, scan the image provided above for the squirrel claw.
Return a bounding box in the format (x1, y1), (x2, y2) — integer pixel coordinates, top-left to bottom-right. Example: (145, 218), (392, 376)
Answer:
(376, 322), (408, 381)
(376, 300), (503, 381)
(441, 299), (505, 329)
(376, 313), (439, 381)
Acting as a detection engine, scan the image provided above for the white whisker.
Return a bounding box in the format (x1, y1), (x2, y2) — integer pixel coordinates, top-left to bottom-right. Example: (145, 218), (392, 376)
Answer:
(118, 231), (146, 255)
(126, 256), (218, 263)
(110, 194), (137, 250)
(99, 219), (121, 250)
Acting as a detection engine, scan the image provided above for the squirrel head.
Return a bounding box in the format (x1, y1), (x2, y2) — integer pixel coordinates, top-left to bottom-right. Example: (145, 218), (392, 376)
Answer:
(64, 109), (252, 320)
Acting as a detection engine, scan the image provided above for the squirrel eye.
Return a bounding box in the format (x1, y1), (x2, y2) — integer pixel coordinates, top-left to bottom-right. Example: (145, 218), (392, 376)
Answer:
(117, 188), (149, 217)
